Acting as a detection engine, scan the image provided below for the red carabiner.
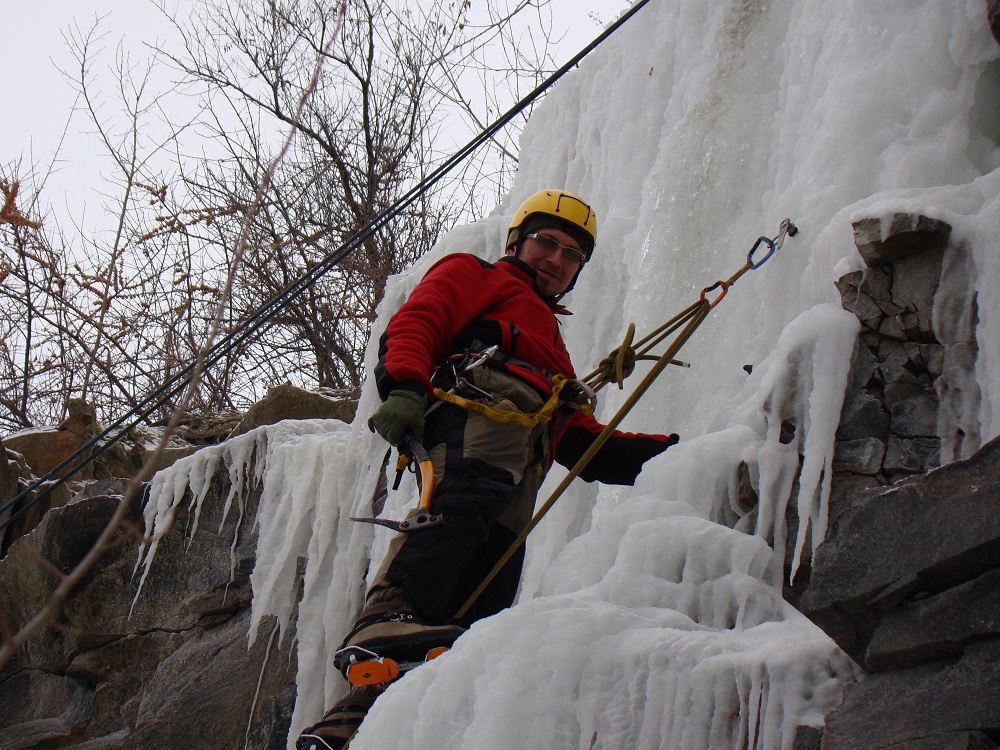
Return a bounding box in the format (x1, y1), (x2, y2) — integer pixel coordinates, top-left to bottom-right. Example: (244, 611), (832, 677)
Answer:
(700, 280), (729, 308)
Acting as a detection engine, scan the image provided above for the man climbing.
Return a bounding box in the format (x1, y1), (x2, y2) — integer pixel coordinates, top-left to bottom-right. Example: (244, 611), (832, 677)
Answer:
(296, 189), (678, 749)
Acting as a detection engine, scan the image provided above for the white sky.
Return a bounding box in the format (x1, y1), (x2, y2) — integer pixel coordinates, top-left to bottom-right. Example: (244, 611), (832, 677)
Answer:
(3, 0), (630, 231)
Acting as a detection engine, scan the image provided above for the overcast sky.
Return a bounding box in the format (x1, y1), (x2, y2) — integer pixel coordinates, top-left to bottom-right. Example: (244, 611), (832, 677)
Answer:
(4, 0), (629, 233)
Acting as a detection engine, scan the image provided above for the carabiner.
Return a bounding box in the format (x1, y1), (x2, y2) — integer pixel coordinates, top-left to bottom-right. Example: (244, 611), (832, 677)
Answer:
(462, 344), (498, 372)
(560, 378), (598, 414)
(747, 236), (776, 270)
(700, 280), (729, 308)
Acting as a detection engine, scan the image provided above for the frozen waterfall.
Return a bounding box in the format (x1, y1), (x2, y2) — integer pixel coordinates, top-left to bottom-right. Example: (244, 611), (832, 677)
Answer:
(138, 0), (1000, 747)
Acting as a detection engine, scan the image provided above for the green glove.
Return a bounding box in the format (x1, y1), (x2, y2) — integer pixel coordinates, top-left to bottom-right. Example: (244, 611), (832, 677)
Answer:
(371, 389), (427, 445)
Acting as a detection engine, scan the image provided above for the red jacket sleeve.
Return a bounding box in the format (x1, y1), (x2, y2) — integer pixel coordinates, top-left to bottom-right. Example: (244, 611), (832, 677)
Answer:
(374, 254), (504, 399)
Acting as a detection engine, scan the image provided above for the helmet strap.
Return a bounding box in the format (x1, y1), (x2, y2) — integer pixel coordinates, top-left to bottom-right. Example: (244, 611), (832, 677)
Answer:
(556, 262), (585, 299)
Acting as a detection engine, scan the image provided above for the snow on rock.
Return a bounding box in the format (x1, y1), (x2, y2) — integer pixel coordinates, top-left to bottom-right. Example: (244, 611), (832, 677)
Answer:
(134, 0), (1000, 747)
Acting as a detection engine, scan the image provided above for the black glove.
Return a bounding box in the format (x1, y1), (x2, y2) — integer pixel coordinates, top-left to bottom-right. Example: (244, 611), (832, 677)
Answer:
(370, 389), (427, 445)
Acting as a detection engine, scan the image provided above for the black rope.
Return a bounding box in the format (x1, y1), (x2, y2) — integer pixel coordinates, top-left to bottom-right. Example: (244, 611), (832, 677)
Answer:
(0, 0), (657, 534)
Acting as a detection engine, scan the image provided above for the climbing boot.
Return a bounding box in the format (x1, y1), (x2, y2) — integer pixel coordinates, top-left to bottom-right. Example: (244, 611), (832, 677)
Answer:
(295, 685), (382, 750)
(333, 610), (465, 683)
(333, 585), (465, 685)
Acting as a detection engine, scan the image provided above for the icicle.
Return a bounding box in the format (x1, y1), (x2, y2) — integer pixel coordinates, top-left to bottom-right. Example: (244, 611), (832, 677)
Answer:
(755, 304), (859, 582)
(130, 439), (234, 611)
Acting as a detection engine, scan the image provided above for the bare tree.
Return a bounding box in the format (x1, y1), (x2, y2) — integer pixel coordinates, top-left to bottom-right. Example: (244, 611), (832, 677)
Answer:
(0, 173), (52, 430)
(409, 0), (565, 218)
(139, 0), (457, 395)
(143, 0), (568, 397)
(0, 0), (564, 431)
(0, 24), (210, 431)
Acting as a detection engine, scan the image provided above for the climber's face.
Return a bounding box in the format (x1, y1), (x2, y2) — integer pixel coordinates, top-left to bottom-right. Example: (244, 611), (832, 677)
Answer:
(508, 226), (583, 296)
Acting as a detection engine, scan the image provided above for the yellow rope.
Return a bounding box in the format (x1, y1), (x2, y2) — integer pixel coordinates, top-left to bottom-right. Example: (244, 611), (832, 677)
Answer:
(432, 375), (569, 429)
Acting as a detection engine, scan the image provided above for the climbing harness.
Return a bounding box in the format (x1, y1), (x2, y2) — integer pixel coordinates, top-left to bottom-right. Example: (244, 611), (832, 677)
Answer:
(430, 374), (592, 431)
(453, 219), (797, 619)
(430, 343), (596, 426)
(353, 342), (598, 534)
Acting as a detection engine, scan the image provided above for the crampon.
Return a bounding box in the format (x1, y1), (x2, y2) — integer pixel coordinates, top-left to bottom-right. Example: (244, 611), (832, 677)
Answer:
(335, 644), (450, 686)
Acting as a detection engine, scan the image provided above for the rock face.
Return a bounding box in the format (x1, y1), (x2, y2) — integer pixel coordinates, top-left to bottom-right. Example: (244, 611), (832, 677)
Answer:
(797, 213), (1000, 749)
(0, 387), (356, 750)
(832, 213), (979, 484)
(802, 437), (1000, 664)
(232, 383), (358, 436)
(990, 0), (1000, 46)
(1, 401), (129, 551)
(749, 213), (981, 608)
(807, 212), (981, 581)
(0, 474), (297, 750)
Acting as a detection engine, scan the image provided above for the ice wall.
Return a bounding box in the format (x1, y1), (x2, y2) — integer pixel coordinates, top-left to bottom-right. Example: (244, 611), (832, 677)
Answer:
(136, 0), (1000, 747)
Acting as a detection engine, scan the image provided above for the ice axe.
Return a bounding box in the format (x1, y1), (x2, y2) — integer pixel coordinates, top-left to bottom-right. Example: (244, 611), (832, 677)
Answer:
(353, 427), (442, 532)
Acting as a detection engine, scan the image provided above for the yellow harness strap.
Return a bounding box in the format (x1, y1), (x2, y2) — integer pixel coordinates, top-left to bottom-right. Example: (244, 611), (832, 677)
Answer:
(432, 375), (569, 429)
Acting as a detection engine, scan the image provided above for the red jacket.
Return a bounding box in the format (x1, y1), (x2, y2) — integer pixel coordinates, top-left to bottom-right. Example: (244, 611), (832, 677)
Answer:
(375, 253), (677, 484)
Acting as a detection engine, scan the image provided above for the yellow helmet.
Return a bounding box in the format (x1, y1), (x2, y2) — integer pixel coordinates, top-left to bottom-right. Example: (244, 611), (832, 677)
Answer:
(506, 189), (597, 261)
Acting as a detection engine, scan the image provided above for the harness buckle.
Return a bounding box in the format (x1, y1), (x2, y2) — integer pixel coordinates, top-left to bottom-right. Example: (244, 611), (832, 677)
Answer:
(560, 378), (598, 415)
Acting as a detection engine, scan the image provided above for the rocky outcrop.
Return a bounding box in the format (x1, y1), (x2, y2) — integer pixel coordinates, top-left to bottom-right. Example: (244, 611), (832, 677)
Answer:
(801, 436), (1000, 664)
(3, 400), (146, 484)
(0, 474), (297, 750)
(0, 386), (357, 549)
(795, 213), (1000, 749)
(1, 400), (133, 550)
(0, 441), (71, 557)
(737, 213), (981, 608)
(0, 386), (357, 750)
(989, 0), (1000, 46)
(232, 383), (358, 437)
(804, 440), (1000, 749)
(831, 213), (978, 485)
(799, 213), (980, 558)
(824, 640), (1000, 750)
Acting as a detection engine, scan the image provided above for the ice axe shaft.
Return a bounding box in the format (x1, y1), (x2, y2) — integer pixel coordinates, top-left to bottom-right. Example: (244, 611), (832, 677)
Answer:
(354, 428), (441, 532)
(400, 433), (435, 513)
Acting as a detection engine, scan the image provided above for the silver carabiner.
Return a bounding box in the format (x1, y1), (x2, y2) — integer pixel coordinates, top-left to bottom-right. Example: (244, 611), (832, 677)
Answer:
(561, 378), (599, 413)
(462, 344), (499, 373)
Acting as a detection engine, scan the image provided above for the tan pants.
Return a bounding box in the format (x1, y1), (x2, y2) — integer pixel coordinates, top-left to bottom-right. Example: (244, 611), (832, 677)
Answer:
(371, 366), (551, 625)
